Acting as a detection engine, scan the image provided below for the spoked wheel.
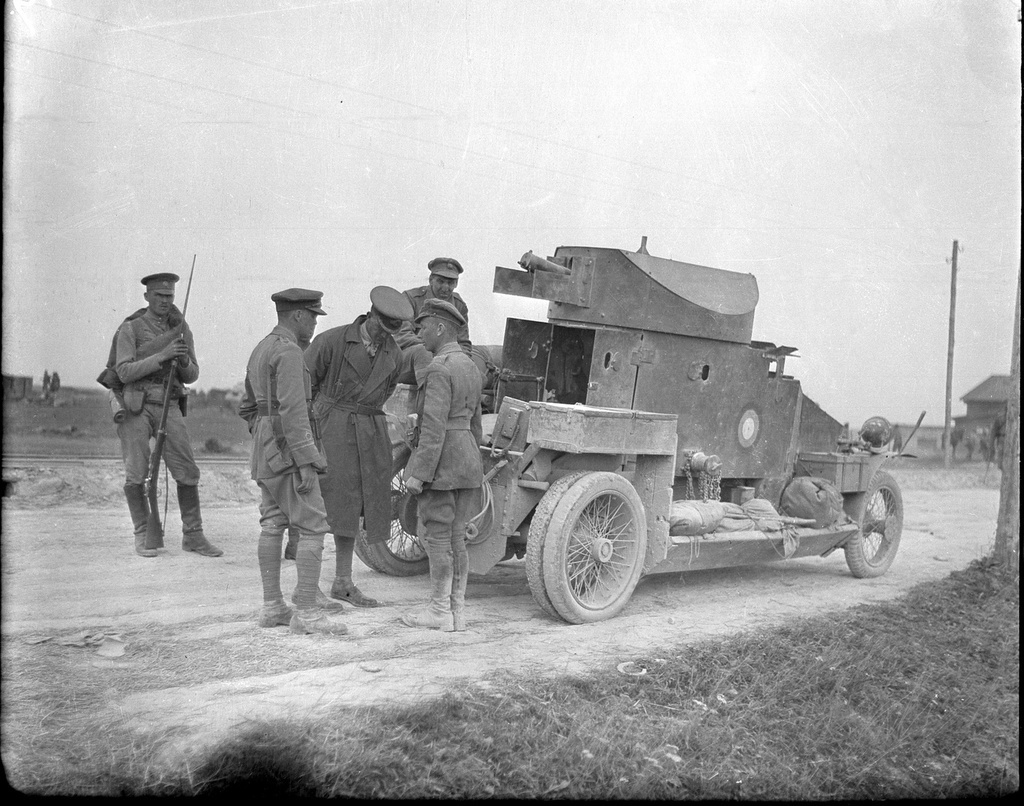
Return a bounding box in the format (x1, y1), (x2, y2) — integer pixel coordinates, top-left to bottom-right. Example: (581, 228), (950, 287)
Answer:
(844, 470), (903, 578)
(354, 471), (429, 576)
(525, 472), (588, 619)
(538, 472), (647, 624)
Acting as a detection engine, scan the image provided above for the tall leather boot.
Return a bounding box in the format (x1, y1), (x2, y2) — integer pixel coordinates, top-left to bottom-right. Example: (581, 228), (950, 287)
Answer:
(124, 483), (156, 558)
(177, 484), (224, 557)
(450, 542), (469, 632)
(400, 538), (454, 631)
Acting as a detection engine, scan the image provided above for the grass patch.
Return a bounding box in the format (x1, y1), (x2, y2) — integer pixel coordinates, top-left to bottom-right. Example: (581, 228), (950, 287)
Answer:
(4, 560), (1017, 798)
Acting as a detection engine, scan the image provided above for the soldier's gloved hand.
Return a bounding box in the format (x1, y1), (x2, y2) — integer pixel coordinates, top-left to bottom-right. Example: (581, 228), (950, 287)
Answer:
(405, 476), (424, 495)
(167, 309), (183, 328)
(297, 463), (318, 494)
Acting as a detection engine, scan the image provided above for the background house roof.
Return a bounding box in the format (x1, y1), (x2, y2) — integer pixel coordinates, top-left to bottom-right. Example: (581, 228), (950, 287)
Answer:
(961, 375), (1013, 404)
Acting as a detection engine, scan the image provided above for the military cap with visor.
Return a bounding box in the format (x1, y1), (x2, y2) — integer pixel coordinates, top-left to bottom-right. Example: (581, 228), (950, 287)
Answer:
(271, 288), (327, 315)
(415, 297), (466, 328)
(141, 273), (180, 291)
(427, 257), (463, 279)
(370, 285), (414, 332)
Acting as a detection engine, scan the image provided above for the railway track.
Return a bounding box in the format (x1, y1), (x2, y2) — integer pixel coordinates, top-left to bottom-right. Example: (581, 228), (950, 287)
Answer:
(2, 454), (248, 467)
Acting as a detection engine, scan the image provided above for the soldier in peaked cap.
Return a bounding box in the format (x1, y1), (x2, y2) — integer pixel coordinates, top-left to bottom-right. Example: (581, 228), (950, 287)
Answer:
(238, 288), (347, 636)
(304, 285), (416, 608)
(401, 297), (483, 632)
(108, 271), (222, 559)
(395, 257), (473, 386)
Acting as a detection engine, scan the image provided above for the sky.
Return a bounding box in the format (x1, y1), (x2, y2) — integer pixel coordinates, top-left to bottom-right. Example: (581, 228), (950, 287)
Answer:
(3, 0), (1020, 428)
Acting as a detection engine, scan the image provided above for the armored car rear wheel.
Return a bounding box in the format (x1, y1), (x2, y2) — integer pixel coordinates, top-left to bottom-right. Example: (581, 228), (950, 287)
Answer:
(354, 471), (429, 577)
(844, 470), (903, 578)
(539, 472), (647, 624)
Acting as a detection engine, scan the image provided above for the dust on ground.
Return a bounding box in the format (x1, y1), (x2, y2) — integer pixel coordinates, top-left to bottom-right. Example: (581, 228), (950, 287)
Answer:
(0, 458), (1004, 769)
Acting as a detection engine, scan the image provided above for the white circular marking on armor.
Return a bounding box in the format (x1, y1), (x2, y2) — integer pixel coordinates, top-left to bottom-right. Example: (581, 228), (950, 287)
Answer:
(738, 409), (759, 448)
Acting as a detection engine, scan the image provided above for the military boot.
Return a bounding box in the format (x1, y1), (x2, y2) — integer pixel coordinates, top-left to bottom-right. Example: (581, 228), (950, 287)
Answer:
(124, 483), (156, 558)
(450, 546), (469, 631)
(177, 484), (224, 557)
(401, 540), (454, 631)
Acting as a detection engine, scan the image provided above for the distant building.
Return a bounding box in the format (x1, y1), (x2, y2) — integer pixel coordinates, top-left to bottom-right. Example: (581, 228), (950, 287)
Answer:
(954, 374), (1012, 435)
(2, 374), (34, 401)
(895, 423), (945, 456)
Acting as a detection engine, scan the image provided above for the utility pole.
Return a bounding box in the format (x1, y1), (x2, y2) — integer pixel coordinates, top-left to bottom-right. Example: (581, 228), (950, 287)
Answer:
(943, 240), (959, 468)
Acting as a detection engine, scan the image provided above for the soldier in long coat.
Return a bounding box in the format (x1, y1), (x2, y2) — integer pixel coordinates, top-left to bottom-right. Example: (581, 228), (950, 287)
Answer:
(401, 299), (484, 632)
(305, 286), (415, 608)
(239, 288), (347, 636)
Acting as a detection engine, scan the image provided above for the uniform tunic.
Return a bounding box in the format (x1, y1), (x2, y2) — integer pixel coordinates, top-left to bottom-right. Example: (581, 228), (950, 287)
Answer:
(114, 309), (200, 485)
(406, 342), (484, 490)
(305, 315), (411, 542)
(239, 325), (330, 536)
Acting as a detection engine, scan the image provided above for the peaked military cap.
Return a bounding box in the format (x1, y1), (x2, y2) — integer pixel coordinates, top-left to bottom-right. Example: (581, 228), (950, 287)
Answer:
(271, 288), (326, 315)
(427, 257), (463, 279)
(141, 273), (179, 290)
(415, 297), (466, 327)
(370, 286), (414, 322)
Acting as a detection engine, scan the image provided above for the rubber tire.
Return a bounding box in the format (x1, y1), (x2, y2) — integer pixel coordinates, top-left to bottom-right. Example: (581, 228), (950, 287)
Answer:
(354, 472), (429, 577)
(540, 472), (647, 624)
(525, 472), (589, 619)
(844, 470), (903, 578)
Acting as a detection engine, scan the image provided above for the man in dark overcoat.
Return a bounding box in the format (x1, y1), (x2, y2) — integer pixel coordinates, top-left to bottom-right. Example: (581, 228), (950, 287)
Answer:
(401, 299), (484, 631)
(239, 288), (348, 635)
(305, 286), (415, 607)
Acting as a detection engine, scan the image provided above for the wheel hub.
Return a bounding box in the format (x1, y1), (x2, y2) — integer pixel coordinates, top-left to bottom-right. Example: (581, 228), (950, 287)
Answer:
(591, 537), (614, 564)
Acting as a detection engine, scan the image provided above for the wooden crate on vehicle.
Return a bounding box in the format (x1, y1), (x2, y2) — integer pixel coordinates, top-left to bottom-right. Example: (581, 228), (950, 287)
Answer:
(526, 401), (678, 455)
(795, 451), (871, 493)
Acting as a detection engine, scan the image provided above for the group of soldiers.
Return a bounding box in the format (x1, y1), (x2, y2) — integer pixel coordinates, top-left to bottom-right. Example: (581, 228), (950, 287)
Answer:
(105, 258), (483, 635)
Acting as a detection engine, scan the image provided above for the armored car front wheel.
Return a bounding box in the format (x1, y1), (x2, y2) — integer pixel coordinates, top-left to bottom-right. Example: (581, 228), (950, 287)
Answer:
(354, 471), (429, 577)
(843, 470), (903, 578)
(538, 472), (647, 624)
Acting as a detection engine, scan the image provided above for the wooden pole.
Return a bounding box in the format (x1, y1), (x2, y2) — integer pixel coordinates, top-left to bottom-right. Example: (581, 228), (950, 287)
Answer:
(994, 263), (1020, 575)
(943, 241), (959, 468)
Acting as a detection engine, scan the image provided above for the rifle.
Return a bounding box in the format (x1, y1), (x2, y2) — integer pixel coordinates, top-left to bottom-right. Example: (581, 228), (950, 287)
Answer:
(145, 256), (196, 550)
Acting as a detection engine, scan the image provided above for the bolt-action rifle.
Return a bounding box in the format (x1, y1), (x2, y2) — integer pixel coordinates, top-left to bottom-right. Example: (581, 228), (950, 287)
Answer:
(145, 256), (196, 550)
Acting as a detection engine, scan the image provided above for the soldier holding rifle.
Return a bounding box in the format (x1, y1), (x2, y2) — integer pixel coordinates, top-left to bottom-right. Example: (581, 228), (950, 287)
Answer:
(112, 272), (222, 558)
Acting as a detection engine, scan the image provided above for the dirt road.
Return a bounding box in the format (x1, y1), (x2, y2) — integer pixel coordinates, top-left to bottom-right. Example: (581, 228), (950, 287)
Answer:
(0, 463), (1001, 767)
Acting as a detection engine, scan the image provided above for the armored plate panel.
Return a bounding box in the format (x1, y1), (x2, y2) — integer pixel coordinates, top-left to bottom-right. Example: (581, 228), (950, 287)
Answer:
(630, 331), (802, 479)
(545, 246), (758, 344)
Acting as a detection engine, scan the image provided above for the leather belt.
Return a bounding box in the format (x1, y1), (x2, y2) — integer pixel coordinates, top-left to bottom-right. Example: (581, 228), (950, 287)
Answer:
(256, 402), (278, 416)
(334, 401), (385, 416)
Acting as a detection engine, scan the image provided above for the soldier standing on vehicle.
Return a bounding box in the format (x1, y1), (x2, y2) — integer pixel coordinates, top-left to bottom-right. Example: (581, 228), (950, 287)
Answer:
(395, 257), (472, 385)
(305, 286), (415, 608)
(113, 273), (222, 559)
(239, 288), (347, 635)
(401, 299), (484, 632)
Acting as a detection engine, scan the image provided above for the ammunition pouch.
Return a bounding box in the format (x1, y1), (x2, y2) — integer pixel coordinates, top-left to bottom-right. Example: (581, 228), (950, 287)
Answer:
(96, 366), (121, 391)
(123, 384), (145, 415)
